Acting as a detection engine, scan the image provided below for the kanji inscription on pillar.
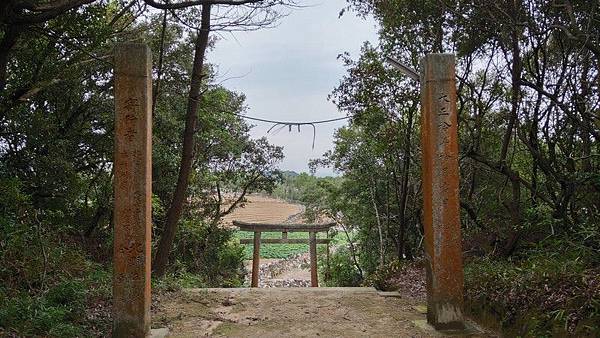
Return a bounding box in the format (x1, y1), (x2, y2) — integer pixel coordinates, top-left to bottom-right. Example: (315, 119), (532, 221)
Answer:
(420, 53), (465, 330)
(113, 43), (152, 337)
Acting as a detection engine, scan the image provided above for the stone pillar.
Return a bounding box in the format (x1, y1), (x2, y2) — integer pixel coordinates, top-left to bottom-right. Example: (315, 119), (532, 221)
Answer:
(113, 43), (152, 337)
(420, 54), (464, 330)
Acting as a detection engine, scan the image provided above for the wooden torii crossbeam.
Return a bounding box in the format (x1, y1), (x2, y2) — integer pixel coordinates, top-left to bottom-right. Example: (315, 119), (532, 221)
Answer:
(233, 221), (335, 287)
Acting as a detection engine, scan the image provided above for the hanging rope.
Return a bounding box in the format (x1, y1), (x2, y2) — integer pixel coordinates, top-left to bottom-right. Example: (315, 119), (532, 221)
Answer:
(224, 112), (350, 149)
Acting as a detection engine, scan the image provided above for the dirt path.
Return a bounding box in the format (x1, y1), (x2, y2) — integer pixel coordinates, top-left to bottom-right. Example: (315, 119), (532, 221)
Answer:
(153, 287), (493, 337)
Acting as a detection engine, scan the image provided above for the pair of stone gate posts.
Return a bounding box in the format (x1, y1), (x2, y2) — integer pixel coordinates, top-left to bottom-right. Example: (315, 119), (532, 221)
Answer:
(111, 43), (464, 337)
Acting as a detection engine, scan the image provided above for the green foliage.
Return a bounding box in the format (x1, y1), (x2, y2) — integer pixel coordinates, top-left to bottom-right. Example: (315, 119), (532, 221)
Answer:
(245, 243), (308, 260)
(235, 230), (328, 259)
(0, 294), (81, 337)
(170, 219), (246, 287)
(0, 184), (111, 336)
(153, 272), (207, 292)
(272, 172), (323, 204)
(0, 274), (109, 337)
(321, 247), (362, 287)
(465, 250), (600, 337)
(363, 260), (404, 291)
(44, 281), (86, 312)
(0, 183), (89, 293)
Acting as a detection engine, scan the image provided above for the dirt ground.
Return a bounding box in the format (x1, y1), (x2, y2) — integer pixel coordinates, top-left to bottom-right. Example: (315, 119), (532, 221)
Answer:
(153, 287), (494, 337)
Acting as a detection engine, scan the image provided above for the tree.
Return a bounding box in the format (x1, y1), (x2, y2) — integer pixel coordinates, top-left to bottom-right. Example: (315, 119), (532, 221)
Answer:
(147, 0), (296, 276)
(0, 0), (287, 284)
(320, 44), (421, 263)
(305, 0), (600, 280)
(336, 0), (600, 257)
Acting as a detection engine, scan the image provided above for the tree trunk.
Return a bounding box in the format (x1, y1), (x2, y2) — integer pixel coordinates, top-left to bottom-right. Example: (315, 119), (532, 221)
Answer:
(396, 105), (415, 259)
(502, 173), (522, 257)
(153, 3), (211, 277)
(335, 217), (363, 279)
(0, 24), (22, 92)
(84, 204), (109, 237)
(498, 0), (523, 256)
(152, 9), (168, 114)
(499, 0), (522, 164)
(369, 182), (385, 269)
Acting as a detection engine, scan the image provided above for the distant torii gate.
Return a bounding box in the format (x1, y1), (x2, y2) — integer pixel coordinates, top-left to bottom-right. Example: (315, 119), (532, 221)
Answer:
(233, 221), (334, 287)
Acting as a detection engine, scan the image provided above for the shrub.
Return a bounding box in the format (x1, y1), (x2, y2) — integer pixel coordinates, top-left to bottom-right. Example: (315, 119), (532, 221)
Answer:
(0, 281), (86, 338)
(45, 280), (86, 314)
(322, 246), (362, 287)
(154, 272), (207, 292)
(363, 260), (404, 291)
(465, 252), (600, 337)
(169, 218), (245, 287)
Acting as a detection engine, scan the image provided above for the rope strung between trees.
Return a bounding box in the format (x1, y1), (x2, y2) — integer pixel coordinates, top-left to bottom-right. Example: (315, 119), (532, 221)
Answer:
(225, 112), (350, 149)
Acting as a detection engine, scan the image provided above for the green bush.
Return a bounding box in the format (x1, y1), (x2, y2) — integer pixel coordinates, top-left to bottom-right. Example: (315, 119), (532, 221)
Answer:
(465, 251), (600, 337)
(154, 272), (207, 292)
(45, 280), (86, 314)
(363, 260), (405, 291)
(169, 218), (246, 287)
(322, 246), (362, 287)
(0, 281), (86, 337)
(0, 189), (111, 338)
(0, 264), (113, 337)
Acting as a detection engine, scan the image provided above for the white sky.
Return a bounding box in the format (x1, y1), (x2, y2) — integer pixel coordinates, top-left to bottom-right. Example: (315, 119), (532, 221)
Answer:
(208, 1), (378, 176)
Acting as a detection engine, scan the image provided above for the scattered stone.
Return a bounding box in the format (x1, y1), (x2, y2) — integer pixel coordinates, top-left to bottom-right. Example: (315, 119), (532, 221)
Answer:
(377, 291), (402, 298)
(149, 327), (169, 338)
(244, 252), (313, 288)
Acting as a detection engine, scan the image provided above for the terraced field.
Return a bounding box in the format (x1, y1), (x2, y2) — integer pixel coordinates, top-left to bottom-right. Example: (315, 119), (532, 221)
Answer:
(222, 195), (330, 260)
(221, 195), (303, 226)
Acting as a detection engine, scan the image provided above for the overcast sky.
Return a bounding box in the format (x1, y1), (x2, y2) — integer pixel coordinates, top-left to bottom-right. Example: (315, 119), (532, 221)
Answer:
(208, 1), (378, 176)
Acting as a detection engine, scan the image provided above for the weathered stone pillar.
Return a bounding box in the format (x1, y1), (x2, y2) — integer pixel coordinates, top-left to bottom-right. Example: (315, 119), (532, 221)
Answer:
(113, 43), (152, 337)
(420, 53), (465, 330)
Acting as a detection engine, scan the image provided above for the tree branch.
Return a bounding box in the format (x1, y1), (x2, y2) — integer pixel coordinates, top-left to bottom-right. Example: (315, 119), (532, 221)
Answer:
(11, 0), (96, 24)
(144, 0), (265, 10)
